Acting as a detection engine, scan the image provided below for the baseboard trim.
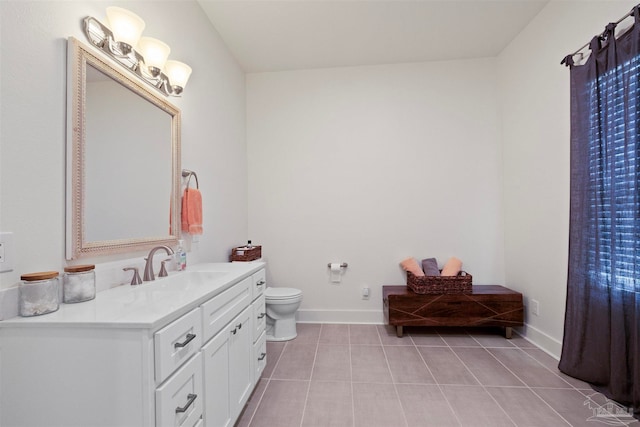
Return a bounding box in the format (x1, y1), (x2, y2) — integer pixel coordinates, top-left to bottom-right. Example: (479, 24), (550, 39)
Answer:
(515, 323), (563, 359)
(297, 309), (384, 324)
(296, 309), (563, 358)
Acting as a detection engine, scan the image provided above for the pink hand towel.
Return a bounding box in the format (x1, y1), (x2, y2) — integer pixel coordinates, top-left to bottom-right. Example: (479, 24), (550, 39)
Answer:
(441, 257), (462, 276)
(181, 188), (203, 235)
(400, 257), (425, 277)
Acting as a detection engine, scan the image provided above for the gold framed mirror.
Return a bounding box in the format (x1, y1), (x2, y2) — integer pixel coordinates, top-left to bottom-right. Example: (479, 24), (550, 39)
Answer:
(66, 37), (181, 260)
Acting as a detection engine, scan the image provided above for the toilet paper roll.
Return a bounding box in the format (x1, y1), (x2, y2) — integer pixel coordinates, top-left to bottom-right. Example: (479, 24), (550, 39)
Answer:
(330, 263), (342, 283)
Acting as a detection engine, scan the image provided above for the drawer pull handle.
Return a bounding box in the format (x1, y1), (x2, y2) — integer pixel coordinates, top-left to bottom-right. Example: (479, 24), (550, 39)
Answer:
(256, 280), (265, 286)
(175, 393), (197, 413)
(174, 333), (196, 349)
(237, 323), (243, 330)
(258, 352), (266, 361)
(231, 328), (237, 335)
(257, 313), (266, 319)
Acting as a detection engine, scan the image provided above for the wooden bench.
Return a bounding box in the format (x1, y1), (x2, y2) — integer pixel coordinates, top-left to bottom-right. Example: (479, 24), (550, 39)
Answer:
(383, 285), (524, 338)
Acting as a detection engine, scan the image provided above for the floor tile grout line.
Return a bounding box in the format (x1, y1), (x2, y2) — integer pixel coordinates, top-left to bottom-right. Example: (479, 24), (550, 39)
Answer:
(244, 378), (269, 427)
(439, 330), (518, 426)
(248, 339), (290, 427)
(525, 386), (579, 426)
(512, 349), (632, 424)
(266, 341), (288, 381)
(491, 346), (575, 389)
(349, 324), (356, 427)
(377, 325), (410, 427)
(480, 345), (573, 426)
(411, 333), (463, 427)
(430, 329), (479, 426)
(518, 347), (588, 391)
(298, 324), (322, 427)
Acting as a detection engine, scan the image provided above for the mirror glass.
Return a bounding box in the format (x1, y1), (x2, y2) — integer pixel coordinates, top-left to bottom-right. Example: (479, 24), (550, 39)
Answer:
(66, 37), (181, 259)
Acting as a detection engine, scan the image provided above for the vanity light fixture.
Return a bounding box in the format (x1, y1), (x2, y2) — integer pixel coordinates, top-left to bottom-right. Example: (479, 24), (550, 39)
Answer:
(83, 8), (191, 97)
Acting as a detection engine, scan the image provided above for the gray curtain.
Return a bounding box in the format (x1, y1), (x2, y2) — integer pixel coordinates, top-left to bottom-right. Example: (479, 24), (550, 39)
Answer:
(559, 6), (640, 419)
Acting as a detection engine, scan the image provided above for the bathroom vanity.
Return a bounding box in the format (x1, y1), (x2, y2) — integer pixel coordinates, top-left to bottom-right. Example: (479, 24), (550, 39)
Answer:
(0, 262), (266, 427)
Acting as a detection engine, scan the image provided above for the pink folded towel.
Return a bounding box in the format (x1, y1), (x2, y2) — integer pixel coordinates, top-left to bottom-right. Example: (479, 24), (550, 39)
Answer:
(181, 188), (203, 235)
(400, 257), (425, 277)
(441, 257), (462, 276)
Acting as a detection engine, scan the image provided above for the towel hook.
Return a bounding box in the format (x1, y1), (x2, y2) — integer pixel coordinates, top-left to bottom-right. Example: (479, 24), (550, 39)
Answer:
(181, 169), (199, 189)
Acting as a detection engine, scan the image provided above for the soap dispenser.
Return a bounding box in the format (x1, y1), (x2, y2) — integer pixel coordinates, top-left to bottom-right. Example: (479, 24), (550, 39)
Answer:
(176, 240), (187, 271)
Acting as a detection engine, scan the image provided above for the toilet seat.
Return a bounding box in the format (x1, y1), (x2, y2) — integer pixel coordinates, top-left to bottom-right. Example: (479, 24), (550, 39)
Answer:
(264, 287), (302, 300)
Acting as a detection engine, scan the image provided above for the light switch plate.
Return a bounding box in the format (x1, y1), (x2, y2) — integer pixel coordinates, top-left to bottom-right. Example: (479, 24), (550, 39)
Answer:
(0, 232), (14, 273)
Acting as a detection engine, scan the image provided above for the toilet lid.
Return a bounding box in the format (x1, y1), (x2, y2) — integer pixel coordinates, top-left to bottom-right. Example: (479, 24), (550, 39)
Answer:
(265, 287), (302, 300)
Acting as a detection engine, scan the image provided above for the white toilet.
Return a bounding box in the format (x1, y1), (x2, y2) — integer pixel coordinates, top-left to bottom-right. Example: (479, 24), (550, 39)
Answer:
(264, 287), (303, 341)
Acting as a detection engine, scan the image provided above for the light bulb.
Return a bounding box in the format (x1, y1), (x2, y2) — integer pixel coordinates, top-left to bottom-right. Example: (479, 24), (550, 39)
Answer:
(165, 60), (192, 94)
(105, 7), (145, 52)
(138, 37), (171, 77)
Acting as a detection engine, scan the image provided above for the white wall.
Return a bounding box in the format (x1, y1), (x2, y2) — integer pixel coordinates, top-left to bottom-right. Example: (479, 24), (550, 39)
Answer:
(498, 0), (637, 356)
(0, 1), (248, 295)
(247, 59), (504, 323)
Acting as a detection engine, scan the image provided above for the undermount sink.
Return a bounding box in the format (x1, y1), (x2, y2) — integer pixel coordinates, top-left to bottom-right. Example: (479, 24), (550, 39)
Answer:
(150, 271), (229, 291)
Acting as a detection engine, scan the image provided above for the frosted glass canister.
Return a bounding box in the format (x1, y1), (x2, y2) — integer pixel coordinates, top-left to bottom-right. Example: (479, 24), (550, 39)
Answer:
(63, 264), (96, 303)
(19, 271), (60, 316)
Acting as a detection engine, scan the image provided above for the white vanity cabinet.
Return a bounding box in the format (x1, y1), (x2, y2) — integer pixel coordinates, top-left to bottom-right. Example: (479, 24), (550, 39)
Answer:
(0, 262), (266, 427)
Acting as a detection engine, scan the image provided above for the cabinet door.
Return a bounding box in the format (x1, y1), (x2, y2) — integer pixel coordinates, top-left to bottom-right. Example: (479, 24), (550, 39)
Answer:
(229, 306), (254, 421)
(202, 325), (232, 427)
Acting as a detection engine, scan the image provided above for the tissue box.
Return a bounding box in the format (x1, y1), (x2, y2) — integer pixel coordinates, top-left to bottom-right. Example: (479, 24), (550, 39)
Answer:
(230, 245), (262, 262)
(406, 271), (472, 294)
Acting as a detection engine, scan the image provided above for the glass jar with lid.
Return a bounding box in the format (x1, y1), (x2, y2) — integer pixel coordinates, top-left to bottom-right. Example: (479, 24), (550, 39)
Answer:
(63, 264), (96, 303)
(19, 271), (60, 316)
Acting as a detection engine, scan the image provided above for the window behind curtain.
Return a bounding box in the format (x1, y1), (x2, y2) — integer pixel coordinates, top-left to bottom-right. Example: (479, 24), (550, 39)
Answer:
(586, 53), (639, 293)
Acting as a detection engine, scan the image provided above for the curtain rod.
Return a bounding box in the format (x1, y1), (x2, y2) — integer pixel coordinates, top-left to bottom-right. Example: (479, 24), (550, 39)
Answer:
(564, 4), (638, 61)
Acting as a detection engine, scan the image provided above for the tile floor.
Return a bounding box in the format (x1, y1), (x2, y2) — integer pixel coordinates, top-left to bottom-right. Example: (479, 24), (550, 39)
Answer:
(236, 324), (639, 427)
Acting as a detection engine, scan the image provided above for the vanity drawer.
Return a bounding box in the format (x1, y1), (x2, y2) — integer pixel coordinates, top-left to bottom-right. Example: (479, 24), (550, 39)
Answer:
(252, 269), (266, 300)
(201, 276), (251, 343)
(252, 294), (266, 343)
(253, 331), (267, 384)
(155, 308), (202, 384)
(156, 352), (203, 427)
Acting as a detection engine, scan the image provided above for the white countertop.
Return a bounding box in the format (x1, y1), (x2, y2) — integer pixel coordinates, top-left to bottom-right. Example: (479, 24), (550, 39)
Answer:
(0, 262), (265, 330)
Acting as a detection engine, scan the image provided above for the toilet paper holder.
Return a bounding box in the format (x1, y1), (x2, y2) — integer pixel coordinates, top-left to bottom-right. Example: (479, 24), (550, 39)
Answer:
(327, 263), (348, 268)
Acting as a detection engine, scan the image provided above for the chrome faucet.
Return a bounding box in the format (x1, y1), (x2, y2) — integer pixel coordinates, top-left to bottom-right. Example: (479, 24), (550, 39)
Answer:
(143, 245), (175, 281)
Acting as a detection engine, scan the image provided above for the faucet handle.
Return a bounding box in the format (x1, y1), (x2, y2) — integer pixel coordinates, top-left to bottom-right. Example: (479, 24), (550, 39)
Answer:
(159, 258), (172, 278)
(123, 267), (142, 286)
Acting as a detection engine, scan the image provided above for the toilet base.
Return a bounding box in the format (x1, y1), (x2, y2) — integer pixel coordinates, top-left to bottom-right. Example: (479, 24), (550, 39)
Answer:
(266, 318), (298, 342)
(266, 332), (297, 342)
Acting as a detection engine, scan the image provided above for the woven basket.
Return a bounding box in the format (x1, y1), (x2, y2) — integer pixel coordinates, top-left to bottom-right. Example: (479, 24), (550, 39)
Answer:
(406, 270), (472, 294)
(230, 245), (262, 262)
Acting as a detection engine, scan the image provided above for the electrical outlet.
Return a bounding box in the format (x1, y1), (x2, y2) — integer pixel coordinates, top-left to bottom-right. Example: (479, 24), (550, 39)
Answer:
(362, 287), (370, 300)
(0, 232), (14, 273)
(531, 299), (539, 316)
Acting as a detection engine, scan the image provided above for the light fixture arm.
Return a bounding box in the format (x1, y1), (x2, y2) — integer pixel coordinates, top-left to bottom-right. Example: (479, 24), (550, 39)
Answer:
(83, 16), (185, 97)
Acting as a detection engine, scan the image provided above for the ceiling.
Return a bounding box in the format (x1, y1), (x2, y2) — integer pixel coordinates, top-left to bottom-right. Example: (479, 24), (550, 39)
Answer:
(197, 0), (549, 73)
